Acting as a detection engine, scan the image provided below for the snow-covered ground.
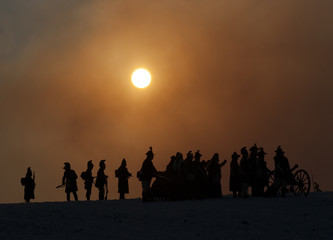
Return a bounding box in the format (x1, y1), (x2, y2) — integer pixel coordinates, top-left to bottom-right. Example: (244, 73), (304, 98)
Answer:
(0, 192), (332, 240)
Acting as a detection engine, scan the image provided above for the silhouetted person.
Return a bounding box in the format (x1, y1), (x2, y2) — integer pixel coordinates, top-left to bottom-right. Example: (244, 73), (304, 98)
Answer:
(165, 155), (176, 178)
(96, 160), (108, 200)
(274, 146), (291, 197)
(229, 152), (241, 198)
(115, 159), (132, 199)
(248, 144), (258, 196)
(62, 162), (78, 201)
(81, 160), (94, 201)
(194, 150), (208, 199)
(207, 153), (227, 198)
(172, 152), (184, 199)
(240, 146), (250, 198)
(182, 151), (196, 199)
(173, 152), (184, 178)
(254, 148), (268, 197)
(21, 167), (35, 203)
(137, 147), (158, 202)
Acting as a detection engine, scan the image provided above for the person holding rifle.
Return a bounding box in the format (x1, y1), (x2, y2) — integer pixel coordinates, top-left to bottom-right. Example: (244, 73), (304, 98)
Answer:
(61, 162), (78, 201)
(20, 167), (36, 203)
(137, 147), (158, 202)
(115, 159), (132, 199)
(96, 160), (108, 200)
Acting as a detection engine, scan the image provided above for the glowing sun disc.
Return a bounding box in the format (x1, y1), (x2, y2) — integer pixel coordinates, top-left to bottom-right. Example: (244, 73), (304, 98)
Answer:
(131, 68), (151, 88)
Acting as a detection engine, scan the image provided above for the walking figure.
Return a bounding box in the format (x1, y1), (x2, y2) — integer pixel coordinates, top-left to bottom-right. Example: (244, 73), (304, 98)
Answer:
(62, 162), (78, 201)
(81, 160), (94, 201)
(229, 152), (241, 198)
(137, 147), (158, 202)
(20, 167), (35, 203)
(273, 146), (291, 197)
(96, 160), (108, 200)
(251, 148), (268, 197)
(248, 144), (258, 196)
(207, 153), (227, 198)
(115, 159), (132, 199)
(240, 146), (250, 198)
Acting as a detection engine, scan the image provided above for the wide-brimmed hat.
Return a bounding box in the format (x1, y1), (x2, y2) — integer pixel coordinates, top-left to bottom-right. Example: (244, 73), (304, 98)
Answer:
(275, 146), (284, 153)
(258, 148), (267, 155)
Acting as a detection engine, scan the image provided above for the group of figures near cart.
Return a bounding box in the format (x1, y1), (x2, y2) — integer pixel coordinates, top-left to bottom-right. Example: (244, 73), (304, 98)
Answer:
(230, 144), (312, 198)
(137, 147), (227, 202)
(229, 144), (290, 198)
(20, 145), (311, 203)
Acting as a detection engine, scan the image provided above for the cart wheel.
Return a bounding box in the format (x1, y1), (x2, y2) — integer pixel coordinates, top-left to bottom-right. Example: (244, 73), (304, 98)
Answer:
(293, 169), (311, 196)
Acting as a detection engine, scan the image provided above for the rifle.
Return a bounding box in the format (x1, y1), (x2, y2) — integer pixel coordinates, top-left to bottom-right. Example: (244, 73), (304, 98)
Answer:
(56, 184), (65, 188)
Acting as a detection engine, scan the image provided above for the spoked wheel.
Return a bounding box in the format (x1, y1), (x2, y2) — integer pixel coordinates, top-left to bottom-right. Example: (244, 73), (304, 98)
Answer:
(293, 169), (311, 196)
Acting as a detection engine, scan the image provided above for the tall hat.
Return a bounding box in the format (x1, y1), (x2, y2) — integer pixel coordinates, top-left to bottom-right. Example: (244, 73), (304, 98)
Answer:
(212, 153), (219, 161)
(87, 160), (93, 168)
(121, 158), (126, 166)
(26, 167), (32, 177)
(99, 160), (106, 167)
(63, 162), (70, 169)
(146, 146), (154, 158)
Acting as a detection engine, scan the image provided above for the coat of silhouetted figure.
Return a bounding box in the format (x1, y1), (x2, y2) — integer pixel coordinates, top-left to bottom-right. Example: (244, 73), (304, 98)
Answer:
(240, 147), (250, 198)
(62, 162), (78, 201)
(274, 146), (291, 197)
(96, 160), (108, 200)
(115, 159), (132, 199)
(182, 151), (197, 199)
(137, 147), (157, 202)
(207, 153), (227, 198)
(172, 152), (184, 199)
(229, 152), (241, 198)
(194, 150), (208, 199)
(248, 144), (258, 196)
(21, 167), (35, 203)
(81, 160), (94, 201)
(253, 148), (269, 197)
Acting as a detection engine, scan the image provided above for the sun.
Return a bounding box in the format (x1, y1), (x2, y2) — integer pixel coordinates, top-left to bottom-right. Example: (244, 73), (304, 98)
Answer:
(131, 68), (151, 88)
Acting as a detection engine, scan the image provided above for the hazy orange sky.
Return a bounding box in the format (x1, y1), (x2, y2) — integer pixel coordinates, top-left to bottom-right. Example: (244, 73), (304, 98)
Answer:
(1, 0), (332, 203)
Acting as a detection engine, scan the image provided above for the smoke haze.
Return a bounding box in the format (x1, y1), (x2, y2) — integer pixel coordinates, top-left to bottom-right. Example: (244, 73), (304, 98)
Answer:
(1, 0), (332, 202)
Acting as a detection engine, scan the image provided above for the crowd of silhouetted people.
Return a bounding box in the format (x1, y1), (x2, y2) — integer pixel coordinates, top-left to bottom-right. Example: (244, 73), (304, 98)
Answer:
(21, 144), (305, 203)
